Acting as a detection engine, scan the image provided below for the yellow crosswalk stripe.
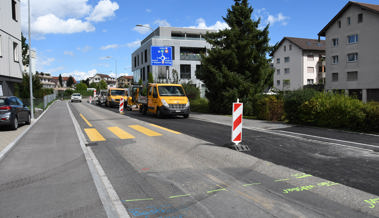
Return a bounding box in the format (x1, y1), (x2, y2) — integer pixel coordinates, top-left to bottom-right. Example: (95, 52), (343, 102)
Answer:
(85, 128), (106, 141)
(149, 124), (181, 134)
(108, 127), (135, 139)
(80, 114), (92, 127)
(129, 125), (162, 136)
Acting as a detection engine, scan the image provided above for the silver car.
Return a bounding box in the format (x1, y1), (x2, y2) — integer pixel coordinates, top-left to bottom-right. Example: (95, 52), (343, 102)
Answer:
(71, 93), (82, 102)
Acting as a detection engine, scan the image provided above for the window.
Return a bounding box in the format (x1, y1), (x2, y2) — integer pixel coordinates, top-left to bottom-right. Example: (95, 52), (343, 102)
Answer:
(137, 55), (139, 66)
(307, 79), (314, 85)
(171, 46), (175, 60)
(358, 13), (363, 23)
(284, 68), (290, 74)
(12, 0), (17, 21)
(289, 45), (292, 50)
(134, 56), (137, 67)
(284, 46), (286, 52)
(284, 57), (290, 63)
(276, 80), (280, 86)
(347, 53), (358, 62)
(276, 58), (280, 64)
(147, 65), (150, 74)
(348, 34), (358, 44)
(332, 73), (338, 82)
(276, 69), (280, 75)
(332, 38), (339, 47)
(13, 42), (19, 62)
(307, 55), (314, 61)
(332, 55), (339, 64)
(319, 66), (323, 73)
(347, 17), (351, 25)
(180, 64), (191, 79)
(144, 49), (147, 63)
(347, 71), (358, 81)
(141, 52), (143, 64)
(307, 67), (314, 74)
(338, 20), (341, 28)
(283, 80), (290, 88)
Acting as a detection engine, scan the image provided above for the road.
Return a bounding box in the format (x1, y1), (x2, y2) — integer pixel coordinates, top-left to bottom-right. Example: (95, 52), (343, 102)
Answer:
(68, 101), (379, 217)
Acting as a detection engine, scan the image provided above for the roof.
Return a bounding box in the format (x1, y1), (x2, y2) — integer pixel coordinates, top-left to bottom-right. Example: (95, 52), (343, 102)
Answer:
(118, 76), (133, 80)
(96, 73), (111, 78)
(271, 37), (326, 56)
(319, 1), (379, 37)
(52, 76), (77, 84)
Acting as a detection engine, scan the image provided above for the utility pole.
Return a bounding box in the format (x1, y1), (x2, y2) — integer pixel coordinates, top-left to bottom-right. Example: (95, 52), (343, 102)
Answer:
(28, 0), (34, 119)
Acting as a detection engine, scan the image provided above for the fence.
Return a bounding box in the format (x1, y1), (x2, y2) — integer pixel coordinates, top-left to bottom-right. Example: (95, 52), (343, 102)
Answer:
(44, 93), (56, 109)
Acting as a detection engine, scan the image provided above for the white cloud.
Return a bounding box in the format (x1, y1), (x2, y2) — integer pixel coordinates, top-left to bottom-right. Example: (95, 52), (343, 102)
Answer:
(188, 18), (229, 30)
(40, 57), (55, 66)
(87, 0), (119, 22)
(77, 46), (92, 52)
(32, 14), (95, 34)
(100, 44), (119, 50)
(46, 66), (65, 73)
(63, 69), (98, 81)
(146, 9), (152, 13)
(126, 40), (141, 48)
(154, 19), (171, 27)
(254, 8), (289, 28)
(133, 24), (152, 34)
(64, 51), (74, 56)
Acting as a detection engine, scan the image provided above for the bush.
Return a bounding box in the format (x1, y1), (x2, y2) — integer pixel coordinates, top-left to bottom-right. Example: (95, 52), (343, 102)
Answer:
(283, 88), (319, 123)
(182, 82), (200, 101)
(363, 102), (379, 132)
(190, 98), (209, 113)
(253, 95), (284, 121)
(64, 89), (74, 97)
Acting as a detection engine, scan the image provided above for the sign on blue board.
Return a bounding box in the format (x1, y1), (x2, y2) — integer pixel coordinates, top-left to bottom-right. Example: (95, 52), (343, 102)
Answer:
(151, 46), (172, 66)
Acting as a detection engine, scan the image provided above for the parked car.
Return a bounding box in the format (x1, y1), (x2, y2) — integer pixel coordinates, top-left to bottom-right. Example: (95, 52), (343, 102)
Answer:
(0, 96), (31, 130)
(71, 93), (82, 102)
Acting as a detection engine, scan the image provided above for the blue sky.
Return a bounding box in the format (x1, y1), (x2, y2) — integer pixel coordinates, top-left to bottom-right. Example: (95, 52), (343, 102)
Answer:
(20, 0), (379, 81)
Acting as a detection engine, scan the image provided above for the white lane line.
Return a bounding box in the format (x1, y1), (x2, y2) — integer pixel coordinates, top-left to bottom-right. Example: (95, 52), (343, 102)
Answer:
(67, 102), (130, 218)
(0, 100), (57, 161)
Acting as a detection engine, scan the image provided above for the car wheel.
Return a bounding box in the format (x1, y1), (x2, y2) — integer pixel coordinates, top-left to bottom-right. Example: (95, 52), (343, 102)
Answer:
(156, 107), (161, 118)
(10, 116), (18, 130)
(25, 114), (31, 125)
(183, 114), (189, 118)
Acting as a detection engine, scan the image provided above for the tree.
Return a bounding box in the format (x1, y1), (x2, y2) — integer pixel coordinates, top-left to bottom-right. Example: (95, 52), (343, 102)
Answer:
(148, 72), (154, 83)
(21, 33), (29, 67)
(16, 73), (42, 98)
(75, 82), (88, 92)
(196, 0), (274, 115)
(58, 74), (63, 87)
(67, 76), (75, 87)
(182, 82), (200, 101)
(98, 80), (108, 91)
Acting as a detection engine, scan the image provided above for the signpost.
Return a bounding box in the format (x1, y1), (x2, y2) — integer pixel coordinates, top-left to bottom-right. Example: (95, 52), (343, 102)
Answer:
(151, 46), (172, 66)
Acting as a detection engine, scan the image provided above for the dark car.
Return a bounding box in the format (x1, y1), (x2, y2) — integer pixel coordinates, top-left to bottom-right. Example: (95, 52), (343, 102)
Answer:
(0, 96), (31, 130)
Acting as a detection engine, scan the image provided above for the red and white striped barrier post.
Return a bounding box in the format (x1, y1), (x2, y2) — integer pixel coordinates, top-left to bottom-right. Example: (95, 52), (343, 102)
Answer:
(89, 96), (92, 104)
(232, 99), (243, 145)
(94, 89), (96, 98)
(119, 97), (124, 114)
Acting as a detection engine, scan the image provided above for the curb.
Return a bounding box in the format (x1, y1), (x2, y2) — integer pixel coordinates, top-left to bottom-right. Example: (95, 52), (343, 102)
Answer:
(0, 100), (58, 162)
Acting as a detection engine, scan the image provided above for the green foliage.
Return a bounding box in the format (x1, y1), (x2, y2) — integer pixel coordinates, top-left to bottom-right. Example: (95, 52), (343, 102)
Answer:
(98, 80), (108, 91)
(67, 76), (75, 87)
(283, 88), (319, 123)
(196, 0), (273, 115)
(148, 72), (154, 83)
(74, 82), (92, 96)
(64, 89), (74, 97)
(253, 95), (284, 121)
(363, 102), (379, 132)
(21, 33), (29, 67)
(58, 74), (63, 87)
(190, 98), (209, 113)
(182, 82), (200, 101)
(15, 73), (43, 98)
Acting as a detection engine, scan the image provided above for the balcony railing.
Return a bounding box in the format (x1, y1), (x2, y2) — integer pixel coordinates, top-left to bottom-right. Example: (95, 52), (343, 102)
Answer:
(180, 53), (201, 61)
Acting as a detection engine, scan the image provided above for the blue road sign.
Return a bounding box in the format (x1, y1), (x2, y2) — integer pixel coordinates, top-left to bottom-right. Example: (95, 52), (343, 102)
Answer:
(151, 46), (172, 66)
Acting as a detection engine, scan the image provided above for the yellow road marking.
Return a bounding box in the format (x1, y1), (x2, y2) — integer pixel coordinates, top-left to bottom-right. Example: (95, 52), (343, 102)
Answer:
(149, 124), (181, 134)
(108, 127), (135, 139)
(129, 125), (162, 136)
(84, 128), (106, 141)
(80, 113), (92, 127)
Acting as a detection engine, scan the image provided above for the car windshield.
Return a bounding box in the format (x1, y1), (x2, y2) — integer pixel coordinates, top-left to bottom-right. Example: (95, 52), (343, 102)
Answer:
(111, 90), (125, 96)
(72, 93), (81, 96)
(158, 86), (185, 96)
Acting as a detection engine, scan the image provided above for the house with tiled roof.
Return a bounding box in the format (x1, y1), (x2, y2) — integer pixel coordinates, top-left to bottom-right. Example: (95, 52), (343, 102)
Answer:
(89, 73), (116, 87)
(271, 37), (326, 91)
(318, 1), (379, 102)
(117, 76), (133, 88)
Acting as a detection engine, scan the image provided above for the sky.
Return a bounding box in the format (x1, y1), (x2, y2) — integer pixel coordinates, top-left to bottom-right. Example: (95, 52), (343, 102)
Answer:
(20, 0), (379, 82)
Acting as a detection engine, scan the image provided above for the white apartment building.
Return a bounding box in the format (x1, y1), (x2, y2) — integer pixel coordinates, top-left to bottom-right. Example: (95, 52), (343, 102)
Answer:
(89, 73), (116, 88)
(271, 37), (326, 91)
(318, 1), (379, 102)
(0, 0), (22, 96)
(132, 27), (217, 97)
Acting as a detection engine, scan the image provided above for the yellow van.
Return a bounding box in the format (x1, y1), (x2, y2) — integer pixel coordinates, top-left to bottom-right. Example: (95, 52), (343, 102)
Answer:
(139, 83), (190, 118)
(105, 88), (129, 107)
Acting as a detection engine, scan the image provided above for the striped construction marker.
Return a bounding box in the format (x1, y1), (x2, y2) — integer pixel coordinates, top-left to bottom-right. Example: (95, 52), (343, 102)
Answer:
(119, 97), (124, 114)
(89, 96), (92, 104)
(232, 99), (243, 145)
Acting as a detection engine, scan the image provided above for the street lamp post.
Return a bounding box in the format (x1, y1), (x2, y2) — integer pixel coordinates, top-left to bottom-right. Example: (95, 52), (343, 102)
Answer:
(105, 56), (117, 87)
(28, 0), (34, 119)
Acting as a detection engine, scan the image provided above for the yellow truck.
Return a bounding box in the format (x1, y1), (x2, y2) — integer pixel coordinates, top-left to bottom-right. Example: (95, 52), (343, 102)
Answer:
(137, 83), (190, 118)
(105, 88), (130, 108)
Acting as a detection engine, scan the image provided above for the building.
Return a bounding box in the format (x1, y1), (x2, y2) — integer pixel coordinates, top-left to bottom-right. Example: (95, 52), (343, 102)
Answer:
(117, 75), (133, 88)
(271, 37), (326, 91)
(37, 72), (55, 89)
(318, 1), (379, 102)
(51, 76), (77, 89)
(88, 73), (116, 88)
(131, 27), (217, 97)
(0, 0), (22, 96)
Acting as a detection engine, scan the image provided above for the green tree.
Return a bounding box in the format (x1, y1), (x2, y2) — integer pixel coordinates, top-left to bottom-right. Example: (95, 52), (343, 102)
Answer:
(21, 33), (30, 67)
(148, 72), (154, 83)
(58, 74), (63, 87)
(98, 80), (108, 91)
(75, 82), (88, 92)
(182, 82), (200, 101)
(196, 0), (273, 115)
(67, 76), (75, 87)
(16, 73), (42, 98)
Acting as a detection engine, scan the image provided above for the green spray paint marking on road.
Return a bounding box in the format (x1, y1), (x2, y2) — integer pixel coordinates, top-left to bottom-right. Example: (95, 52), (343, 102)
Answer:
(207, 188), (228, 194)
(364, 198), (379, 209)
(123, 198), (154, 202)
(283, 181), (340, 194)
(243, 183), (261, 187)
(168, 194), (191, 199)
(292, 173), (313, 179)
(275, 178), (290, 182)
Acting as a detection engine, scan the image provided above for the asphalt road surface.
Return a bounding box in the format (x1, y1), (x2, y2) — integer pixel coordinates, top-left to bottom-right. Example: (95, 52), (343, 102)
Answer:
(69, 101), (379, 218)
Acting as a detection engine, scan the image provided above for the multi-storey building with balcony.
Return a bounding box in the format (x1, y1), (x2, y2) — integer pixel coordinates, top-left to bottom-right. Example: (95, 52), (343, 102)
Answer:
(131, 27), (216, 97)
(318, 1), (379, 102)
(0, 0), (22, 96)
(271, 37), (326, 91)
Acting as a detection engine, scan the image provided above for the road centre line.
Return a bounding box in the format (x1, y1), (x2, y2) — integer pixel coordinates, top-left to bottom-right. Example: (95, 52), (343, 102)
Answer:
(129, 125), (162, 136)
(84, 128), (106, 142)
(108, 127), (135, 139)
(149, 124), (181, 134)
(80, 113), (93, 127)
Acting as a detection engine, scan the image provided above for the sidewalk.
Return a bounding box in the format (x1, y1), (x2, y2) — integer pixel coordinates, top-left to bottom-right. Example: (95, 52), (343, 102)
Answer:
(0, 124), (29, 153)
(0, 101), (106, 218)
